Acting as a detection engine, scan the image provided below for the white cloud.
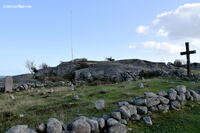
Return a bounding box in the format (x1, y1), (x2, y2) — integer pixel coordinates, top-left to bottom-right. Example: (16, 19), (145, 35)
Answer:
(142, 41), (184, 54)
(138, 3), (200, 40)
(136, 25), (149, 34)
(128, 44), (137, 49)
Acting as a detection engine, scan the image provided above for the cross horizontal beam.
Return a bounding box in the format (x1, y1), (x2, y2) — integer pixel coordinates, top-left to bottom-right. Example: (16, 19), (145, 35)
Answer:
(180, 50), (196, 55)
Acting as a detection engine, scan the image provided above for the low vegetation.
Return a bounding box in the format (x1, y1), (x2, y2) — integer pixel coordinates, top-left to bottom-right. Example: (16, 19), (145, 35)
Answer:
(1, 77), (200, 132)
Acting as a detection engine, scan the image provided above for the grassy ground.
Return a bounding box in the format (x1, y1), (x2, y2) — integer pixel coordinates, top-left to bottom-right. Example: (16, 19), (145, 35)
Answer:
(0, 77), (200, 132)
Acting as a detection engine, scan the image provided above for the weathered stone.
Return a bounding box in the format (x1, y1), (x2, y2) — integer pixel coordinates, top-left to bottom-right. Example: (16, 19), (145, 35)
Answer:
(137, 106), (148, 115)
(111, 112), (121, 121)
(4, 76), (13, 92)
(146, 98), (160, 107)
(118, 101), (129, 107)
(168, 89), (177, 100)
(72, 119), (91, 133)
(37, 123), (46, 133)
(108, 124), (127, 133)
(159, 96), (169, 104)
(190, 90), (200, 101)
(95, 99), (105, 110)
(127, 105), (137, 115)
(175, 85), (187, 94)
(144, 92), (158, 98)
(119, 106), (131, 118)
(132, 98), (146, 106)
(149, 106), (158, 112)
(171, 101), (181, 110)
(9, 94), (15, 100)
(157, 91), (168, 97)
(5, 125), (37, 133)
(185, 90), (192, 100)
(158, 104), (169, 113)
(143, 117), (153, 125)
(87, 119), (99, 133)
(131, 114), (141, 121)
(176, 93), (186, 101)
(119, 119), (127, 125)
(97, 118), (105, 129)
(47, 118), (62, 133)
(107, 118), (118, 127)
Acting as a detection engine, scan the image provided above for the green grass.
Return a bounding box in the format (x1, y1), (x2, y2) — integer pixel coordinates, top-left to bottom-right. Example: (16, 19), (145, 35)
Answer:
(0, 77), (200, 132)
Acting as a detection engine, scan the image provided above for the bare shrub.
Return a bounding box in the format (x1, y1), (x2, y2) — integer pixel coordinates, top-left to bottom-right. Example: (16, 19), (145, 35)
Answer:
(39, 63), (49, 69)
(25, 60), (38, 73)
(105, 57), (115, 61)
(174, 59), (185, 67)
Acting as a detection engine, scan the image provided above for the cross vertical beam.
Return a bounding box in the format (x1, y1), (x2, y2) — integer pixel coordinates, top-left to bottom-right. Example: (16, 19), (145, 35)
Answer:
(180, 42), (196, 77)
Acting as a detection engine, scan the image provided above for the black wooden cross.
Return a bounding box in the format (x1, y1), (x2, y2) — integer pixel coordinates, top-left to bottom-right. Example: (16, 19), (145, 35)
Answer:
(180, 42), (196, 77)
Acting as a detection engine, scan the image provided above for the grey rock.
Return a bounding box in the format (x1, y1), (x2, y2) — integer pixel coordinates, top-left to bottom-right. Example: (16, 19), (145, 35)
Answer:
(137, 106), (148, 115)
(185, 90), (192, 100)
(144, 92), (158, 98)
(158, 104), (169, 113)
(111, 112), (121, 121)
(72, 119), (91, 133)
(190, 90), (200, 101)
(119, 119), (127, 125)
(175, 85), (187, 94)
(176, 93), (186, 101)
(157, 91), (168, 97)
(143, 117), (153, 125)
(97, 118), (105, 129)
(87, 119), (99, 133)
(108, 124), (127, 133)
(132, 98), (146, 106)
(118, 101), (129, 107)
(4, 76), (13, 92)
(168, 89), (177, 100)
(37, 123), (46, 133)
(119, 106), (131, 118)
(95, 99), (105, 110)
(131, 114), (141, 121)
(127, 105), (137, 115)
(146, 98), (160, 107)
(149, 106), (158, 112)
(5, 125), (37, 133)
(159, 96), (170, 104)
(107, 118), (118, 127)
(171, 101), (181, 110)
(47, 118), (62, 133)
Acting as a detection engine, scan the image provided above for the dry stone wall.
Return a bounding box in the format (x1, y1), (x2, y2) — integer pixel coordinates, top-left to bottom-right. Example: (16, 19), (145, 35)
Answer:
(5, 85), (200, 133)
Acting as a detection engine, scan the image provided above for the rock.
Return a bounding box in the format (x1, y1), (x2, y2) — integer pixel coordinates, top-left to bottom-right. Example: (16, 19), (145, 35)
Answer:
(190, 90), (200, 101)
(118, 101), (129, 107)
(149, 106), (158, 112)
(95, 99), (105, 110)
(23, 84), (29, 90)
(157, 91), (168, 97)
(171, 101), (181, 110)
(37, 123), (46, 133)
(127, 105), (137, 115)
(4, 76), (13, 92)
(9, 94), (15, 100)
(158, 104), (169, 113)
(97, 118), (105, 129)
(107, 118), (118, 127)
(131, 114), (141, 121)
(176, 93), (186, 101)
(144, 92), (158, 98)
(132, 98), (146, 106)
(138, 83), (144, 88)
(137, 106), (148, 115)
(159, 96), (170, 104)
(72, 119), (91, 133)
(119, 119), (127, 125)
(108, 124), (127, 133)
(87, 119), (99, 133)
(72, 95), (79, 101)
(119, 106), (131, 118)
(146, 98), (160, 107)
(5, 125), (37, 133)
(111, 112), (121, 121)
(47, 88), (54, 94)
(143, 117), (153, 125)
(47, 118), (62, 133)
(185, 90), (192, 100)
(175, 85), (187, 94)
(168, 89), (177, 100)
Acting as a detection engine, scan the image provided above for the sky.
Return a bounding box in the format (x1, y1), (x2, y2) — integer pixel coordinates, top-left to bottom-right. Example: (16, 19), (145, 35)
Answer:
(0, 0), (200, 75)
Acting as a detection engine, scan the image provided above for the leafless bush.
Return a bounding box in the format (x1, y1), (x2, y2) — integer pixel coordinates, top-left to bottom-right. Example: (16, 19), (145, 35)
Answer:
(39, 63), (49, 69)
(174, 59), (185, 67)
(105, 57), (115, 61)
(25, 60), (38, 73)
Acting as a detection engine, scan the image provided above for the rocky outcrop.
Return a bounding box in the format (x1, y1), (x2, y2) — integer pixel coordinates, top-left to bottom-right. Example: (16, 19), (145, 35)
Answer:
(6, 85), (200, 133)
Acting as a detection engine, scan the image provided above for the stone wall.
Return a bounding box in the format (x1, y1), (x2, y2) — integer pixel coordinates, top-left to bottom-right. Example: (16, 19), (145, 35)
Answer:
(5, 85), (200, 133)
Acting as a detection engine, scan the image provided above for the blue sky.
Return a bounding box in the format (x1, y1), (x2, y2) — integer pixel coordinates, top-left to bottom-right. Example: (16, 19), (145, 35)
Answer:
(1, 0), (200, 75)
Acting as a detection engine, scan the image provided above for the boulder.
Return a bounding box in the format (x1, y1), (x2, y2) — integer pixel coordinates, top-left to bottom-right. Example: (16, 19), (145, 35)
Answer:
(144, 92), (158, 98)
(131, 114), (141, 121)
(47, 118), (62, 133)
(143, 117), (153, 125)
(107, 118), (118, 127)
(72, 119), (91, 133)
(97, 118), (105, 129)
(168, 89), (177, 100)
(159, 96), (170, 104)
(118, 101), (129, 107)
(127, 105), (137, 115)
(37, 123), (46, 133)
(158, 104), (169, 113)
(5, 125), (37, 133)
(146, 98), (160, 107)
(119, 106), (131, 118)
(149, 106), (158, 112)
(132, 98), (146, 106)
(175, 85), (187, 94)
(157, 91), (168, 97)
(87, 119), (99, 133)
(171, 101), (181, 110)
(95, 99), (105, 110)
(190, 90), (200, 101)
(108, 124), (127, 133)
(137, 106), (148, 115)
(111, 112), (121, 121)
(185, 90), (192, 100)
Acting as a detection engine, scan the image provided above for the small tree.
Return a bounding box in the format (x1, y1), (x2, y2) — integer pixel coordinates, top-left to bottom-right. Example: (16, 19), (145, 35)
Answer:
(174, 59), (185, 67)
(105, 57), (115, 61)
(39, 62), (49, 69)
(25, 60), (38, 73)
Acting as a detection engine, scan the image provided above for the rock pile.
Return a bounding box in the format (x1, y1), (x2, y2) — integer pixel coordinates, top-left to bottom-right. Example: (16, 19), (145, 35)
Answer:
(5, 85), (200, 133)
